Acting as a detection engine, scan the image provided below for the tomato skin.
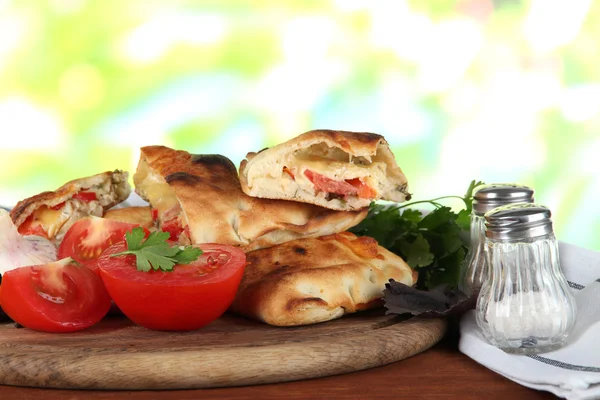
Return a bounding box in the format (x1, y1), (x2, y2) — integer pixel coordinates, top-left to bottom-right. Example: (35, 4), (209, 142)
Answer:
(98, 243), (246, 331)
(304, 170), (359, 197)
(346, 178), (377, 199)
(50, 202), (66, 211)
(58, 217), (145, 275)
(304, 170), (377, 199)
(72, 192), (97, 202)
(48, 193), (96, 212)
(0, 259), (111, 332)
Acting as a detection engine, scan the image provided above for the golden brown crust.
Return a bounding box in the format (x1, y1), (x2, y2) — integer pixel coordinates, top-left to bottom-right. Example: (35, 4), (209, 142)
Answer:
(103, 206), (154, 229)
(239, 129), (410, 211)
(10, 170), (130, 227)
(135, 146), (368, 250)
(229, 232), (416, 326)
(245, 130), (385, 163)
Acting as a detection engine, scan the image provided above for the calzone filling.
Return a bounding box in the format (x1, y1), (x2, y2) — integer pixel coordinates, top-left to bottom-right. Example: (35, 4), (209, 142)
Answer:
(250, 144), (391, 202)
(134, 160), (191, 244)
(18, 179), (121, 242)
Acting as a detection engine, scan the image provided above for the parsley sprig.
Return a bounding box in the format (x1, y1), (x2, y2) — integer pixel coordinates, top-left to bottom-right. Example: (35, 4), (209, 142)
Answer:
(349, 180), (484, 290)
(111, 227), (203, 272)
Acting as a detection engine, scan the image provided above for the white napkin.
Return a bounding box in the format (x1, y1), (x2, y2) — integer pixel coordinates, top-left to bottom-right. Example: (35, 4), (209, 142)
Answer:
(459, 242), (600, 400)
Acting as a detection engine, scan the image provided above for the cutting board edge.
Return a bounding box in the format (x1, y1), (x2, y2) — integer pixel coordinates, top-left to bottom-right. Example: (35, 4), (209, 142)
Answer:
(0, 317), (447, 390)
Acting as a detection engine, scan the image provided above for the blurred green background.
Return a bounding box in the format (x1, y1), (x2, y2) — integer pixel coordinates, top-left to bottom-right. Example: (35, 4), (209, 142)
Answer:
(0, 0), (598, 251)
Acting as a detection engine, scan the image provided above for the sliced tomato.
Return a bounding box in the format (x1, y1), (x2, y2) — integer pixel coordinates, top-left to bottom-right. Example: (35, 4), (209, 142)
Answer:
(346, 178), (377, 199)
(73, 191), (97, 202)
(48, 192), (96, 212)
(304, 170), (358, 197)
(50, 202), (66, 211)
(58, 217), (144, 274)
(18, 213), (50, 239)
(0, 258), (111, 332)
(98, 243), (246, 331)
(161, 217), (184, 241)
(151, 208), (159, 222)
(304, 170), (378, 199)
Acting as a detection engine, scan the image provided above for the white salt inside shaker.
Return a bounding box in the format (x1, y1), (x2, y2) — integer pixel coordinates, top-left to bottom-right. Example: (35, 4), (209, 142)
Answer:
(475, 203), (577, 354)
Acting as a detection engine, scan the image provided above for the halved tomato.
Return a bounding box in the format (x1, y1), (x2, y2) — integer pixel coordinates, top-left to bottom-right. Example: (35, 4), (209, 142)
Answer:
(0, 258), (111, 332)
(58, 217), (144, 274)
(98, 243), (246, 331)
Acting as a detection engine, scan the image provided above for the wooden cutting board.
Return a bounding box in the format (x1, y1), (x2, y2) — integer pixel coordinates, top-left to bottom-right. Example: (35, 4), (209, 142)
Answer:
(0, 310), (447, 390)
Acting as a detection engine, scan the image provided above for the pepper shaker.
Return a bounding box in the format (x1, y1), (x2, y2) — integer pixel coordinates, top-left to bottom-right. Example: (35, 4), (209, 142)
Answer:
(459, 184), (534, 296)
(475, 203), (577, 354)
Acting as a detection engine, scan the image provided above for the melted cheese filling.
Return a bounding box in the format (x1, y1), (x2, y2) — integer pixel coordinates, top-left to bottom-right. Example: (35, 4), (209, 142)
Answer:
(134, 161), (181, 222)
(33, 201), (103, 241)
(133, 160), (186, 233)
(34, 207), (67, 238)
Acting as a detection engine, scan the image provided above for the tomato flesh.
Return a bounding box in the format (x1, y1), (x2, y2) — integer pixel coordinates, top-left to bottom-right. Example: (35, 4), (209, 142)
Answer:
(304, 170), (358, 197)
(58, 217), (144, 274)
(48, 192), (97, 212)
(72, 192), (97, 202)
(304, 170), (377, 199)
(160, 218), (185, 242)
(98, 243), (246, 331)
(346, 178), (377, 199)
(18, 213), (50, 239)
(0, 258), (111, 332)
(50, 202), (66, 211)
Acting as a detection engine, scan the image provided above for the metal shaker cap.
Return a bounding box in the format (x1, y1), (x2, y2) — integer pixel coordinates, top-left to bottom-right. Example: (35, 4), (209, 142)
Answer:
(472, 183), (534, 216)
(484, 203), (553, 240)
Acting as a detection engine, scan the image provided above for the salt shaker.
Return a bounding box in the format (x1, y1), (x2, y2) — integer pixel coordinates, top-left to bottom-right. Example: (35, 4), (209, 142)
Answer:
(475, 203), (577, 354)
(459, 184), (534, 296)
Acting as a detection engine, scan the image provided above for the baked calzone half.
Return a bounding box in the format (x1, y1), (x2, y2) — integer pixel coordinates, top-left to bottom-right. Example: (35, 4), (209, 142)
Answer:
(239, 129), (410, 211)
(133, 146), (368, 251)
(230, 231), (417, 326)
(10, 170), (131, 244)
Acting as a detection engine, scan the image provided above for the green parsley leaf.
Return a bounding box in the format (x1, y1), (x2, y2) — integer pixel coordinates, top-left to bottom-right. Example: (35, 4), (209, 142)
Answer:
(139, 230), (171, 248)
(462, 180), (485, 211)
(349, 179), (484, 290)
(400, 208), (422, 224)
(456, 208), (471, 231)
(426, 248), (466, 289)
(418, 206), (454, 230)
(111, 227), (203, 272)
(174, 246), (204, 264)
(399, 234), (434, 268)
(123, 227), (146, 251)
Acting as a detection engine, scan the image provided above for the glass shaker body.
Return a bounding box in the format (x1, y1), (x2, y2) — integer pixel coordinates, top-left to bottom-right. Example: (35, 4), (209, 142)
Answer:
(459, 214), (486, 296)
(476, 205), (577, 354)
(459, 184), (534, 296)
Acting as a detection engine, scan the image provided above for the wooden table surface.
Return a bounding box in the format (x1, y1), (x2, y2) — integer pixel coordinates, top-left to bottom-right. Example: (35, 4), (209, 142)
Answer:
(0, 320), (557, 400)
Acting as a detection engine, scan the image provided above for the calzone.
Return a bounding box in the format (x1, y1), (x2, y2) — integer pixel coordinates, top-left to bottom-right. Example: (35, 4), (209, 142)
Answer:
(133, 146), (367, 251)
(229, 231), (417, 326)
(239, 129), (411, 211)
(10, 170), (131, 243)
